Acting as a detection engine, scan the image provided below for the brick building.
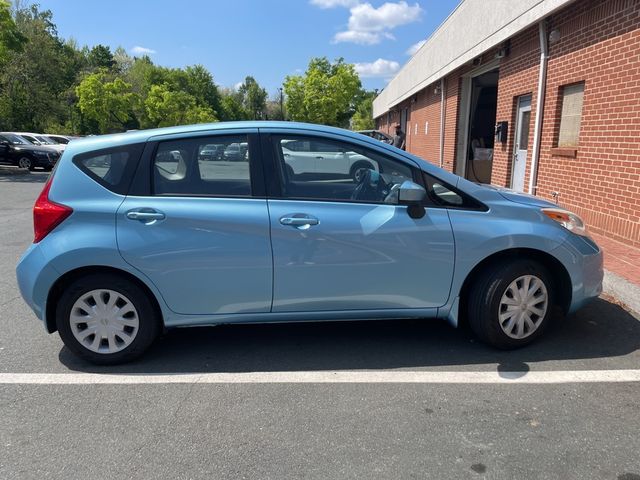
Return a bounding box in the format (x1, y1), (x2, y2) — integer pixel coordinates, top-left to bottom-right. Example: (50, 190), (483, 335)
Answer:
(373, 0), (640, 247)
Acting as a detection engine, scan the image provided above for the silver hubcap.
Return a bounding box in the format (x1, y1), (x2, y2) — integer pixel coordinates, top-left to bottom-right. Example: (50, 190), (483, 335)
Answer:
(498, 275), (548, 339)
(70, 289), (139, 354)
(18, 157), (31, 169)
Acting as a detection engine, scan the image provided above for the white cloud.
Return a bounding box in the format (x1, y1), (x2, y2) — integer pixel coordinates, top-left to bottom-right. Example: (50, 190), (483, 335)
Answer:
(130, 46), (156, 55)
(354, 58), (401, 78)
(333, 30), (394, 45)
(406, 39), (426, 55)
(310, 0), (358, 8)
(333, 1), (423, 45)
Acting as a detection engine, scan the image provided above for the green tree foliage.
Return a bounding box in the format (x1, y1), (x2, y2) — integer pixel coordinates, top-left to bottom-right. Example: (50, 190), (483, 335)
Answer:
(237, 76), (267, 120)
(0, 3), (368, 134)
(144, 83), (216, 128)
(351, 91), (376, 131)
(87, 44), (115, 71)
(0, 3), (81, 131)
(76, 71), (138, 133)
(284, 57), (362, 127)
(0, 0), (26, 65)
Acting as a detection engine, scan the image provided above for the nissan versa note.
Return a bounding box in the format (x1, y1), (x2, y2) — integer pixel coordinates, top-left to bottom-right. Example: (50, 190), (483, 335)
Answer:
(16, 122), (603, 364)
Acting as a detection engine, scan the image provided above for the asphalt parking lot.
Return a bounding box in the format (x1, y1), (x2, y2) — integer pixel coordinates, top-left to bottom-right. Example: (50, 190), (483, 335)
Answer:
(1, 169), (640, 479)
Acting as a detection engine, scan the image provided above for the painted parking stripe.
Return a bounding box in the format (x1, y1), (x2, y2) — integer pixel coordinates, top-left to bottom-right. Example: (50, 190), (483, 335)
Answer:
(1, 370), (640, 384)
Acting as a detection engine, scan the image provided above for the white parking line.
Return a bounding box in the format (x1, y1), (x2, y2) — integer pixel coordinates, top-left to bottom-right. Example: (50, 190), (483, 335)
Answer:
(1, 370), (640, 384)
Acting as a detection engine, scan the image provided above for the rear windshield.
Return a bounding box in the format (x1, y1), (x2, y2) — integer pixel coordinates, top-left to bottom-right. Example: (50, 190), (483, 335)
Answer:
(73, 143), (144, 195)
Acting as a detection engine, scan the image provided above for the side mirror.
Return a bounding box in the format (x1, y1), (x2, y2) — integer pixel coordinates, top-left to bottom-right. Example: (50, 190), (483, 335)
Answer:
(398, 180), (426, 204)
(398, 180), (427, 219)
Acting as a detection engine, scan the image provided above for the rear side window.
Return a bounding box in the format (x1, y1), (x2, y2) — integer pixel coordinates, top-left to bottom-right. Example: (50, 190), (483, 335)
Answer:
(152, 135), (251, 197)
(73, 144), (144, 195)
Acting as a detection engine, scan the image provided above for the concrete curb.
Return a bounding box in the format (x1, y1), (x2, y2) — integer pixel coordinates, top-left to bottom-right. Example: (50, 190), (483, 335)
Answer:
(0, 166), (30, 176)
(603, 270), (640, 316)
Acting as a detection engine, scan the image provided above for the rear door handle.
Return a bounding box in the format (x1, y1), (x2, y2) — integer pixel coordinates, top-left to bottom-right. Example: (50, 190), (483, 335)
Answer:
(279, 214), (319, 230)
(126, 209), (166, 224)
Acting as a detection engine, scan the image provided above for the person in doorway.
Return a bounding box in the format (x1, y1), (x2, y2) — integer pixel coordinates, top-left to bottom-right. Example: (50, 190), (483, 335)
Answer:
(392, 125), (406, 150)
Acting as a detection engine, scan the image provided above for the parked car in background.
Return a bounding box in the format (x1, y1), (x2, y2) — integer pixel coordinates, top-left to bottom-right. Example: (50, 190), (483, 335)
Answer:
(0, 132), (60, 171)
(16, 121), (603, 364)
(14, 132), (66, 153)
(357, 129), (393, 144)
(198, 143), (225, 161)
(282, 138), (379, 182)
(46, 134), (77, 145)
(223, 142), (248, 161)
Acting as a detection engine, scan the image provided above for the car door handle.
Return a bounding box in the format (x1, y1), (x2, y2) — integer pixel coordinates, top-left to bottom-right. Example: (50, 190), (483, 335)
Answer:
(126, 209), (166, 223)
(279, 214), (319, 229)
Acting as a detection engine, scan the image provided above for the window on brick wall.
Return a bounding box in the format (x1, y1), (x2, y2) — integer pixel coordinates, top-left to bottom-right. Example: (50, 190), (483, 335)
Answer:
(557, 83), (585, 147)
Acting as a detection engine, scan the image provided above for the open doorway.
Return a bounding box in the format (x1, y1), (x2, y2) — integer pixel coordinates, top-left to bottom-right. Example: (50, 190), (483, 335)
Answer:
(465, 69), (498, 183)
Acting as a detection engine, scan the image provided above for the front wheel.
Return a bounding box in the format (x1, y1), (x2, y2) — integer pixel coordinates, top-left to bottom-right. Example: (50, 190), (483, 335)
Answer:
(467, 259), (554, 349)
(56, 273), (160, 364)
(17, 156), (33, 170)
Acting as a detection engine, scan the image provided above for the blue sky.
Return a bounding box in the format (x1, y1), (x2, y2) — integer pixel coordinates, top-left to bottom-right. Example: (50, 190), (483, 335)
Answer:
(37, 0), (460, 95)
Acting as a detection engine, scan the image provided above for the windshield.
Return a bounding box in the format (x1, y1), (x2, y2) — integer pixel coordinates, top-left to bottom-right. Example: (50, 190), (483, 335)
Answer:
(2, 134), (28, 145)
(35, 135), (56, 145)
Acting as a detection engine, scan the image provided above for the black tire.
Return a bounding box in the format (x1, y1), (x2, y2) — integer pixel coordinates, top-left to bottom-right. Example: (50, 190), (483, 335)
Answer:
(349, 161), (374, 182)
(467, 259), (554, 349)
(17, 156), (33, 170)
(56, 273), (161, 365)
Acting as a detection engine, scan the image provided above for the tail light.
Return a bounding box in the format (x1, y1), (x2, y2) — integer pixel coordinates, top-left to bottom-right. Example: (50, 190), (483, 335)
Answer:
(33, 177), (72, 243)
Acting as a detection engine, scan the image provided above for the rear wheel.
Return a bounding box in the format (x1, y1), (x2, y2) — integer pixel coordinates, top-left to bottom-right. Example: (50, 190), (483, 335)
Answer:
(467, 259), (554, 349)
(56, 273), (160, 364)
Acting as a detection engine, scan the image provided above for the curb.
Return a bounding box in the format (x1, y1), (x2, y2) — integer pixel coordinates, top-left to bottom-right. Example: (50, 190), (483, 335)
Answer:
(603, 270), (640, 316)
(0, 166), (30, 176)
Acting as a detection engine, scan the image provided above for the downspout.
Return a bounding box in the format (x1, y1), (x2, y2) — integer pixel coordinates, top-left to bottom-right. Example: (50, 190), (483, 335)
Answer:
(439, 78), (446, 168)
(528, 20), (549, 195)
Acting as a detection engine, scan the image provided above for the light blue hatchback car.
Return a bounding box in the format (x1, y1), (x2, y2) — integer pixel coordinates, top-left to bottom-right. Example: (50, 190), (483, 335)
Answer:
(16, 122), (603, 364)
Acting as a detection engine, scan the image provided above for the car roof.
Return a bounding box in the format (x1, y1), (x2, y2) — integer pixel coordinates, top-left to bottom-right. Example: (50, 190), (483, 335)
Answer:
(66, 122), (385, 150)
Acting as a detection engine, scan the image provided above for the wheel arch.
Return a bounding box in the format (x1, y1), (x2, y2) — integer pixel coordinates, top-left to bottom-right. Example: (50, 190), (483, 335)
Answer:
(457, 248), (572, 327)
(45, 265), (164, 334)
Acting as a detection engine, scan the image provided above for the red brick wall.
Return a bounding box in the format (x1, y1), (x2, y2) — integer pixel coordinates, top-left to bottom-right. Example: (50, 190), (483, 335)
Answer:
(536, 0), (640, 247)
(374, 0), (640, 247)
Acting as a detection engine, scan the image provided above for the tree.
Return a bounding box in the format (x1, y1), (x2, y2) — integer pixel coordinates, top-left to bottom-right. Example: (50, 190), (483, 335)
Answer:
(283, 57), (362, 127)
(144, 83), (216, 128)
(237, 76), (267, 120)
(0, 0), (26, 65)
(0, 3), (82, 131)
(218, 88), (248, 121)
(76, 71), (137, 133)
(351, 91), (376, 130)
(87, 44), (115, 71)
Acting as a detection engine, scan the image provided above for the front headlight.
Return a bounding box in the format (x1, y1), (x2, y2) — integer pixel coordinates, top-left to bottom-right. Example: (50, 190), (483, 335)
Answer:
(33, 151), (48, 157)
(542, 208), (588, 237)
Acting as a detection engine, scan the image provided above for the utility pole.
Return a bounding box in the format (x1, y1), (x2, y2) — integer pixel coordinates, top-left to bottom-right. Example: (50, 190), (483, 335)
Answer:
(278, 87), (284, 121)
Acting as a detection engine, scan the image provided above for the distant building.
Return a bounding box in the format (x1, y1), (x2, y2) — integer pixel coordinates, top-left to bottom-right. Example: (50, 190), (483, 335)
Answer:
(374, 0), (640, 247)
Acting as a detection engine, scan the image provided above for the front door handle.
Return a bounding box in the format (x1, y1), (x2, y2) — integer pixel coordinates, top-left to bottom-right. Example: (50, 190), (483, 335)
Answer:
(126, 209), (166, 224)
(279, 214), (319, 230)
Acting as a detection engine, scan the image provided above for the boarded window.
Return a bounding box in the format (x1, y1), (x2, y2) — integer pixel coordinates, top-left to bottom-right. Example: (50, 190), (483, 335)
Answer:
(557, 83), (584, 147)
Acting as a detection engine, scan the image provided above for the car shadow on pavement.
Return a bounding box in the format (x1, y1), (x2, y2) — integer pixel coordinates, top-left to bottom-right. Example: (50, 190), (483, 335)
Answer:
(59, 297), (640, 374)
(0, 171), (49, 183)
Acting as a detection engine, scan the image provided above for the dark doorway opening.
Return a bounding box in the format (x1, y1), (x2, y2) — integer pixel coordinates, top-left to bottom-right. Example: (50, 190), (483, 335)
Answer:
(466, 69), (498, 183)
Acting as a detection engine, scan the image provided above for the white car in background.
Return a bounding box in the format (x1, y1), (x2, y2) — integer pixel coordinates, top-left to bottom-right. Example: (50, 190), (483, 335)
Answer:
(13, 132), (66, 153)
(282, 139), (379, 182)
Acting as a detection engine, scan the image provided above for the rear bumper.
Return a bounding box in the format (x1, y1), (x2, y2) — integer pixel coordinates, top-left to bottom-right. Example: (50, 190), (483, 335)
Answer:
(16, 243), (59, 328)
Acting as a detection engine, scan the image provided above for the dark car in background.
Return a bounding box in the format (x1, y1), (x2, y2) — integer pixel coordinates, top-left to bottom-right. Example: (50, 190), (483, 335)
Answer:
(198, 143), (225, 161)
(356, 130), (393, 144)
(0, 133), (60, 171)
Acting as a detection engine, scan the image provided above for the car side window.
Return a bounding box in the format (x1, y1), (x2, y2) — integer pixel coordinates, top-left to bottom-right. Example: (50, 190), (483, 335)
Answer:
(73, 144), (145, 195)
(273, 135), (415, 204)
(153, 135), (251, 197)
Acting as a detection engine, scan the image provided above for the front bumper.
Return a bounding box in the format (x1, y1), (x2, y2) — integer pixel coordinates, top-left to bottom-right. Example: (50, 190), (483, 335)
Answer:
(559, 234), (604, 313)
